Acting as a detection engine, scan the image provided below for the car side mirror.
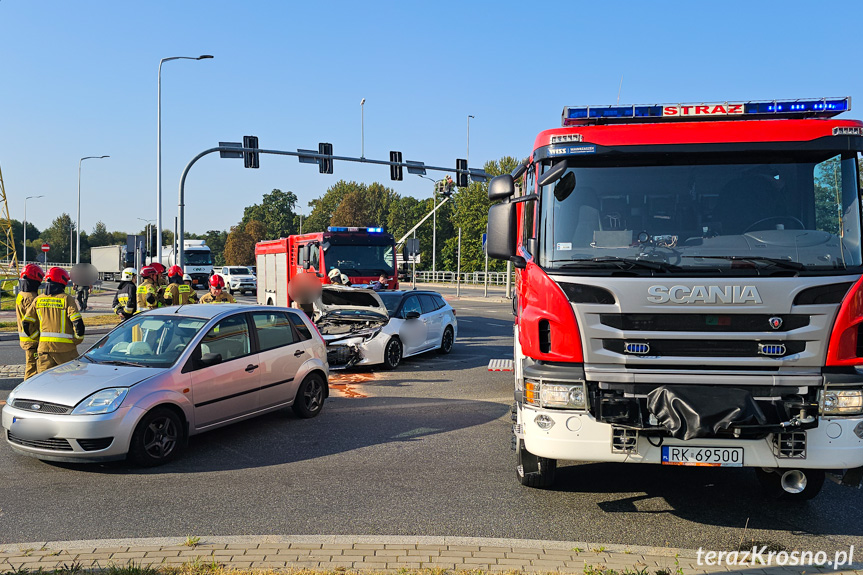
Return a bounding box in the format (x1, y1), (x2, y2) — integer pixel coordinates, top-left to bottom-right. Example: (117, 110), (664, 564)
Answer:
(404, 310), (421, 320)
(200, 352), (222, 368)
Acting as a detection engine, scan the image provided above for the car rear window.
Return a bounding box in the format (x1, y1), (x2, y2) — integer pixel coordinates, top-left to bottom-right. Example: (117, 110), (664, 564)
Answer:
(433, 295), (447, 309)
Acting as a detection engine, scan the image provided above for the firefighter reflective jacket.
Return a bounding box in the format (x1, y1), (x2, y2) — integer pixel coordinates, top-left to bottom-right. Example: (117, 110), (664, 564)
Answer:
(16, 291), (39, 350)
(22, 294), (84, 353)
(113, 281), (137, 318)
(163, 283), (195, 306)
(199, 291), (237, 304)
(137, 279), (160, 311)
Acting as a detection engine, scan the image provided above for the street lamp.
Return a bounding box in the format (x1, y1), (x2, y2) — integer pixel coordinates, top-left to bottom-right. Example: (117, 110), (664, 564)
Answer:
(467, 114), (475, 168)
(360, 98), (366, 159)
(77, 155), (109, 264)
(157, 54), (213, 266)
(22, 195), (44, 267)
(137, 217), (155, 258)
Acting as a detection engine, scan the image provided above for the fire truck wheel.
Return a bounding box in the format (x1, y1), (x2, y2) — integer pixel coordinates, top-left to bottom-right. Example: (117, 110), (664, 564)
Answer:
(516, 439), (557, 488)
(755, 468), (824, 501)
(438, 326), (454, 354)
(383, 337), (402, 370)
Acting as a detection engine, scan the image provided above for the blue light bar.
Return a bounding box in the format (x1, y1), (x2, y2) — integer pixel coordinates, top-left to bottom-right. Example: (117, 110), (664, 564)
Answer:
(327, 226), (385, 233)
(562, 97), (851, 126)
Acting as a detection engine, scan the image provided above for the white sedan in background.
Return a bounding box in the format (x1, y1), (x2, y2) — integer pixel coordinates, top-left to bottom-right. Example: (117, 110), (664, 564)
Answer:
(314, 286), (457, 370)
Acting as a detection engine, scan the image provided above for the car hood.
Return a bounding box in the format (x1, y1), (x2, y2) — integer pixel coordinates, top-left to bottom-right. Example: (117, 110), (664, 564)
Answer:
(231, 275), (256, 282)
(9, 361), (158, 407)
(314, 285), (388, 319)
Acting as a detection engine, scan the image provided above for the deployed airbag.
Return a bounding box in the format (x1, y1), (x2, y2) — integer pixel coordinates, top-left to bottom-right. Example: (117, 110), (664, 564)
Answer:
(647, 385), (766, 440)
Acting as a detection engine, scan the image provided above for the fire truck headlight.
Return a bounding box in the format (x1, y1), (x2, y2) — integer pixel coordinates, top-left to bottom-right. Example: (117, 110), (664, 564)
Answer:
(539, 382), (587, 409)
(524, 379), (540, 406)
(820, 389), (863, 415)
(534, 414), (554, 431)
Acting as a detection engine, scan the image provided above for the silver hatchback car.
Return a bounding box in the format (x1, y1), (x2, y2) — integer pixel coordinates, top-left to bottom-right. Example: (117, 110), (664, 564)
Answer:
(2, 304), (328, 466)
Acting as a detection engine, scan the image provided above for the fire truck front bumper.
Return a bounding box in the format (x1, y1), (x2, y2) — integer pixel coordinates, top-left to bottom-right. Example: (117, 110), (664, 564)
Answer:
(517, 405), (863, 471)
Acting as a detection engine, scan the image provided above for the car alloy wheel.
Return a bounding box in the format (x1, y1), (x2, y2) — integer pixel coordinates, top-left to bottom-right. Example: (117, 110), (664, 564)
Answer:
(439, 326), (454, 354)
(129, 407), (183, 467)
(383, 337), (402, 370)
(293, 373), (326, 418)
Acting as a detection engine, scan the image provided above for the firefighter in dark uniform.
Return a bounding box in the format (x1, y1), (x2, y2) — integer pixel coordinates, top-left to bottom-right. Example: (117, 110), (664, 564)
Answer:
(182, 274), (199, 303)
(137, 266), (160, 311)
(163, 265), (195, 306)
(199, 275), (237, 304)
(112, 267), (137, 319)
(21, 267), (84, 372)
(16, 263), (44, 379)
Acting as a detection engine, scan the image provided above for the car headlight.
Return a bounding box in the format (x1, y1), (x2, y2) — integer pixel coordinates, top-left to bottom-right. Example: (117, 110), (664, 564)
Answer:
(363, 328), (382, 341)
(71, 388), (129, 415)
(6, 384), (22, 404)
(525, 379), (586, 409)
(820, 389), (863, 415)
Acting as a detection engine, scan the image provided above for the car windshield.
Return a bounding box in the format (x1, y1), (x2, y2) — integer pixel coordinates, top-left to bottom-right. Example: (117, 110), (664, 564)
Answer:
(325, 244), (395, 276)
(184, 251), (213, 266)
(83, 315), (208, 368)
(230, 267), (251, 275)
(537, 151), (862, 275)
(377, 292), (403, 315)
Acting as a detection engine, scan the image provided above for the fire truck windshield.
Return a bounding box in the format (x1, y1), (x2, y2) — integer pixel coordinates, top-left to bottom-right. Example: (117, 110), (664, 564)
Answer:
(537, 151), (862, 275)
(324, 244), (395, 276)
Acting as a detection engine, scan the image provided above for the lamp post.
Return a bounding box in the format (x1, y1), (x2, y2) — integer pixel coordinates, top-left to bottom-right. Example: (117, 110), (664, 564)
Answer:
(157, 54), (213, 267)
(467, 114), (475, 168)
(22, 195), (44, 267)
(360, 98), (366, 159)
(77, 155), (109, 264)
(137, 217), (155, 259)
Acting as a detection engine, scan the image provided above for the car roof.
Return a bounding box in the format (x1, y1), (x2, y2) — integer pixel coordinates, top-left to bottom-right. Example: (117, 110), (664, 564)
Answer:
(137, 304), (299, 321)
(379, 290), (443, 298)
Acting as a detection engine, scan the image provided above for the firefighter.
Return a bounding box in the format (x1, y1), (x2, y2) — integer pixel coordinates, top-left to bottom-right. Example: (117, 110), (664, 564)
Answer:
(149, 262), (167, 305)
(21, 267), (84, 373)
(16, 263), (44, 379)
(163, 265), (195, 306)
(199, 274), (236, 304)
(182, 274), (199, 303)
(112, 267), (137, 319)
(137, 265), (160, 311)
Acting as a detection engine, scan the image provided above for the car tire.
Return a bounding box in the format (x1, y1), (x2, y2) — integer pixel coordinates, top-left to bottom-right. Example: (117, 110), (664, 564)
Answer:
(383, 337), (402, 370)
(755, 468), (824, 501)
(516, 439), (557, 488)
(438, 326), (454, 354)
(128, 407), (183, 467)
(292, 373), (327, 419)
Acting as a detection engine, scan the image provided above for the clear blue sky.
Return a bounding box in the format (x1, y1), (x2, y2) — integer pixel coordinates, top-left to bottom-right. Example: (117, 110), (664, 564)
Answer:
(2, 0), (861, 237)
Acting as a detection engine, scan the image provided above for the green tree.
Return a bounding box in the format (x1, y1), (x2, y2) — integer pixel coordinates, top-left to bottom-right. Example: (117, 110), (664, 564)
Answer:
(304, 180), (360, 232)
(241, 189), (299, 239)
(42, 213), (74, 263)
(7, 219), (40, 263)
(244, 219), (267, 243)
(88, 221), (112, 247)
(223, 227), (255, 265)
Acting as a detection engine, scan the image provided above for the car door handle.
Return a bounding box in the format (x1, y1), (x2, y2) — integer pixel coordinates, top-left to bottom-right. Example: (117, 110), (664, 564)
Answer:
(294, 349), (305, 357)
(245, 364), (259, 372)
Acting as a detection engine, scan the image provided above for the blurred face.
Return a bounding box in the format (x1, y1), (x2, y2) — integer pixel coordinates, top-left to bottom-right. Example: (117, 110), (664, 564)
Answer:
(210, 286), (222, 295)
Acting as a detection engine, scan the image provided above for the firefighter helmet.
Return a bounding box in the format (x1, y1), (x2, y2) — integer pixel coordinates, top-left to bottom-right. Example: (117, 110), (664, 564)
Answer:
(168, 265), (183, 277)
(182, 274), (192, 282)
(20, 263), (45, 282)
(209, 275), (225, 289)
(45, 267), (70, 286)
(150, 262), (166, 275)
(140, 265), (158, 279)
(121, 267), (136, 281)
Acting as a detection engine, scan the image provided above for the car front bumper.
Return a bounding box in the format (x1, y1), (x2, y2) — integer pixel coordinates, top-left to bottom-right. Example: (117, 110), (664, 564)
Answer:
(2, 404), (144, 463)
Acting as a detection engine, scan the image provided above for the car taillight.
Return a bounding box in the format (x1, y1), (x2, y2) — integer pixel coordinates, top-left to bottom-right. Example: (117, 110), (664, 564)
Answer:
(825, 275), (863, 366)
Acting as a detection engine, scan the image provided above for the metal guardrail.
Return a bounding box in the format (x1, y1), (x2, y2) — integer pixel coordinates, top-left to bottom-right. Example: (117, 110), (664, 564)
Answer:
(413, 270), (513, 286)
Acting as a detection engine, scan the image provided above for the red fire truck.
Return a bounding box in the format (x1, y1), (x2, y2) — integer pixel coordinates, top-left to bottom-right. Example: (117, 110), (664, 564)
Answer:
(487, 97), (863, 500)
(256, 227), (398, 306)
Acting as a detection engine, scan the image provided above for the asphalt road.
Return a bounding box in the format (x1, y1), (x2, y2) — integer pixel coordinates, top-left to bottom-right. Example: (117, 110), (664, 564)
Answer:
(1, 293), (861, 553)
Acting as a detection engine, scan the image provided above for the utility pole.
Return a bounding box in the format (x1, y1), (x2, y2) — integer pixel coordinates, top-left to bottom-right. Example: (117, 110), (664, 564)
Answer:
(456, 227), (462, 298)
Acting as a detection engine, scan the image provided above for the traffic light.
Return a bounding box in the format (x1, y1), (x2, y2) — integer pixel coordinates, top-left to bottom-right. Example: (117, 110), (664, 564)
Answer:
(319, 142), (333, 174)
(389, 151), (403, 181)
(243, 136), (259, 169)
(456, 159), (468, 187)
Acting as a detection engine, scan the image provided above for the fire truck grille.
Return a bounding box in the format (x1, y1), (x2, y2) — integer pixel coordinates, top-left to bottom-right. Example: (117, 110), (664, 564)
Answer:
(772, 431), (807, 459)
(603, 339), (806, 358)
(611, 427), (638, 454)
(599, 314), (809, 332)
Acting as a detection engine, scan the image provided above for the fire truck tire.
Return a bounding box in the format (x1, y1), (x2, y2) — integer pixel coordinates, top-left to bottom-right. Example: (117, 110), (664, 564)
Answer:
(383, 337), (402, 370)
(516, 439), (557, 488)
(754, 468), (824, 501)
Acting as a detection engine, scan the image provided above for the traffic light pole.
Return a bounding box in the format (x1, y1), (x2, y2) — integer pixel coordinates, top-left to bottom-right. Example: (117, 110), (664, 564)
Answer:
(177, 144), (485, 267)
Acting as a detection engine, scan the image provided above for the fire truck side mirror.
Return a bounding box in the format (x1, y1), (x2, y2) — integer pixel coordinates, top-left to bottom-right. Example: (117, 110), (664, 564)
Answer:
(300, 244), (311, 270)
(487, 202), (518, 261)
(488, 174), (515, 201)
(537, 160), (568, 187)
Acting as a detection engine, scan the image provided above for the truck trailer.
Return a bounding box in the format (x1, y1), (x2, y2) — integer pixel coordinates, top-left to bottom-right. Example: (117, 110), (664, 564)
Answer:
(487, 97), (863, 500)
(90, 245), (135, 281)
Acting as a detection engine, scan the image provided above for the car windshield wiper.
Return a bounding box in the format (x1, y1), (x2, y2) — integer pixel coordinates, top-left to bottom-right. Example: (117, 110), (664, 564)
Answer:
(559, 257), (681, 272)
(681, 255), (806, 271)
(98, 359), (150, 368)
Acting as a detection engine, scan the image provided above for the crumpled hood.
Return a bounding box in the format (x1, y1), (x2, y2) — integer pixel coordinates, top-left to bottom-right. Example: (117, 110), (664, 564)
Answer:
(314, 285), (388, 320)
(9, 361), (157, 407)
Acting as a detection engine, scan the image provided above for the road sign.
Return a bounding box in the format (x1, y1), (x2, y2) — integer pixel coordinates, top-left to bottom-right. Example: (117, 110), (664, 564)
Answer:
(41, 243), (50, 253)
(218, 142), (244, 159)
(482, 233), (487, 253)
(406, 238), (420, 256)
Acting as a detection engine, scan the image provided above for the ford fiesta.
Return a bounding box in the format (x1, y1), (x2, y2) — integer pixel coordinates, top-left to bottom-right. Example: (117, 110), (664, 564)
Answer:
(2, 305), (328, 466)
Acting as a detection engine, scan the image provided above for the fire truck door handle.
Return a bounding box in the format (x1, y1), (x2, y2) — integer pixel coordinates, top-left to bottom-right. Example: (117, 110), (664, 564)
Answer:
(245, 364), (259, 372)
(294, 349), (305, 357)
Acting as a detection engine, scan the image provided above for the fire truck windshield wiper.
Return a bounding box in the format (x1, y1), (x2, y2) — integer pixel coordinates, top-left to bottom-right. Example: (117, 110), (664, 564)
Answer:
(559, 257), (681, 272)
(681, 255), (805, 271)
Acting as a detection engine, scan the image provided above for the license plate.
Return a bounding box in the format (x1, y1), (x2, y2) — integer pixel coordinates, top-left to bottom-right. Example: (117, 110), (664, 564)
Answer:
(661, 446), (743, 467)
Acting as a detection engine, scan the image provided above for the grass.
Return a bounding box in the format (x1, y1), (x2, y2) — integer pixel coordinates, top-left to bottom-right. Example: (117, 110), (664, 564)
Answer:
(0, 314), (121, 332)
(183, 536), (201, 548)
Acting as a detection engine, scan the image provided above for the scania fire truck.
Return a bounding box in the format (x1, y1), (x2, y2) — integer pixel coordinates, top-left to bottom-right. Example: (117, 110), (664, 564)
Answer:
(487, 97), (863, 500)
(256, 227), (398, 306)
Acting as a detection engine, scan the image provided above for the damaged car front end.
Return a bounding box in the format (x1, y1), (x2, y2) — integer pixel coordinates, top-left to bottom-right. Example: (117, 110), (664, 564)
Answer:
(313, 286), (389, 370)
